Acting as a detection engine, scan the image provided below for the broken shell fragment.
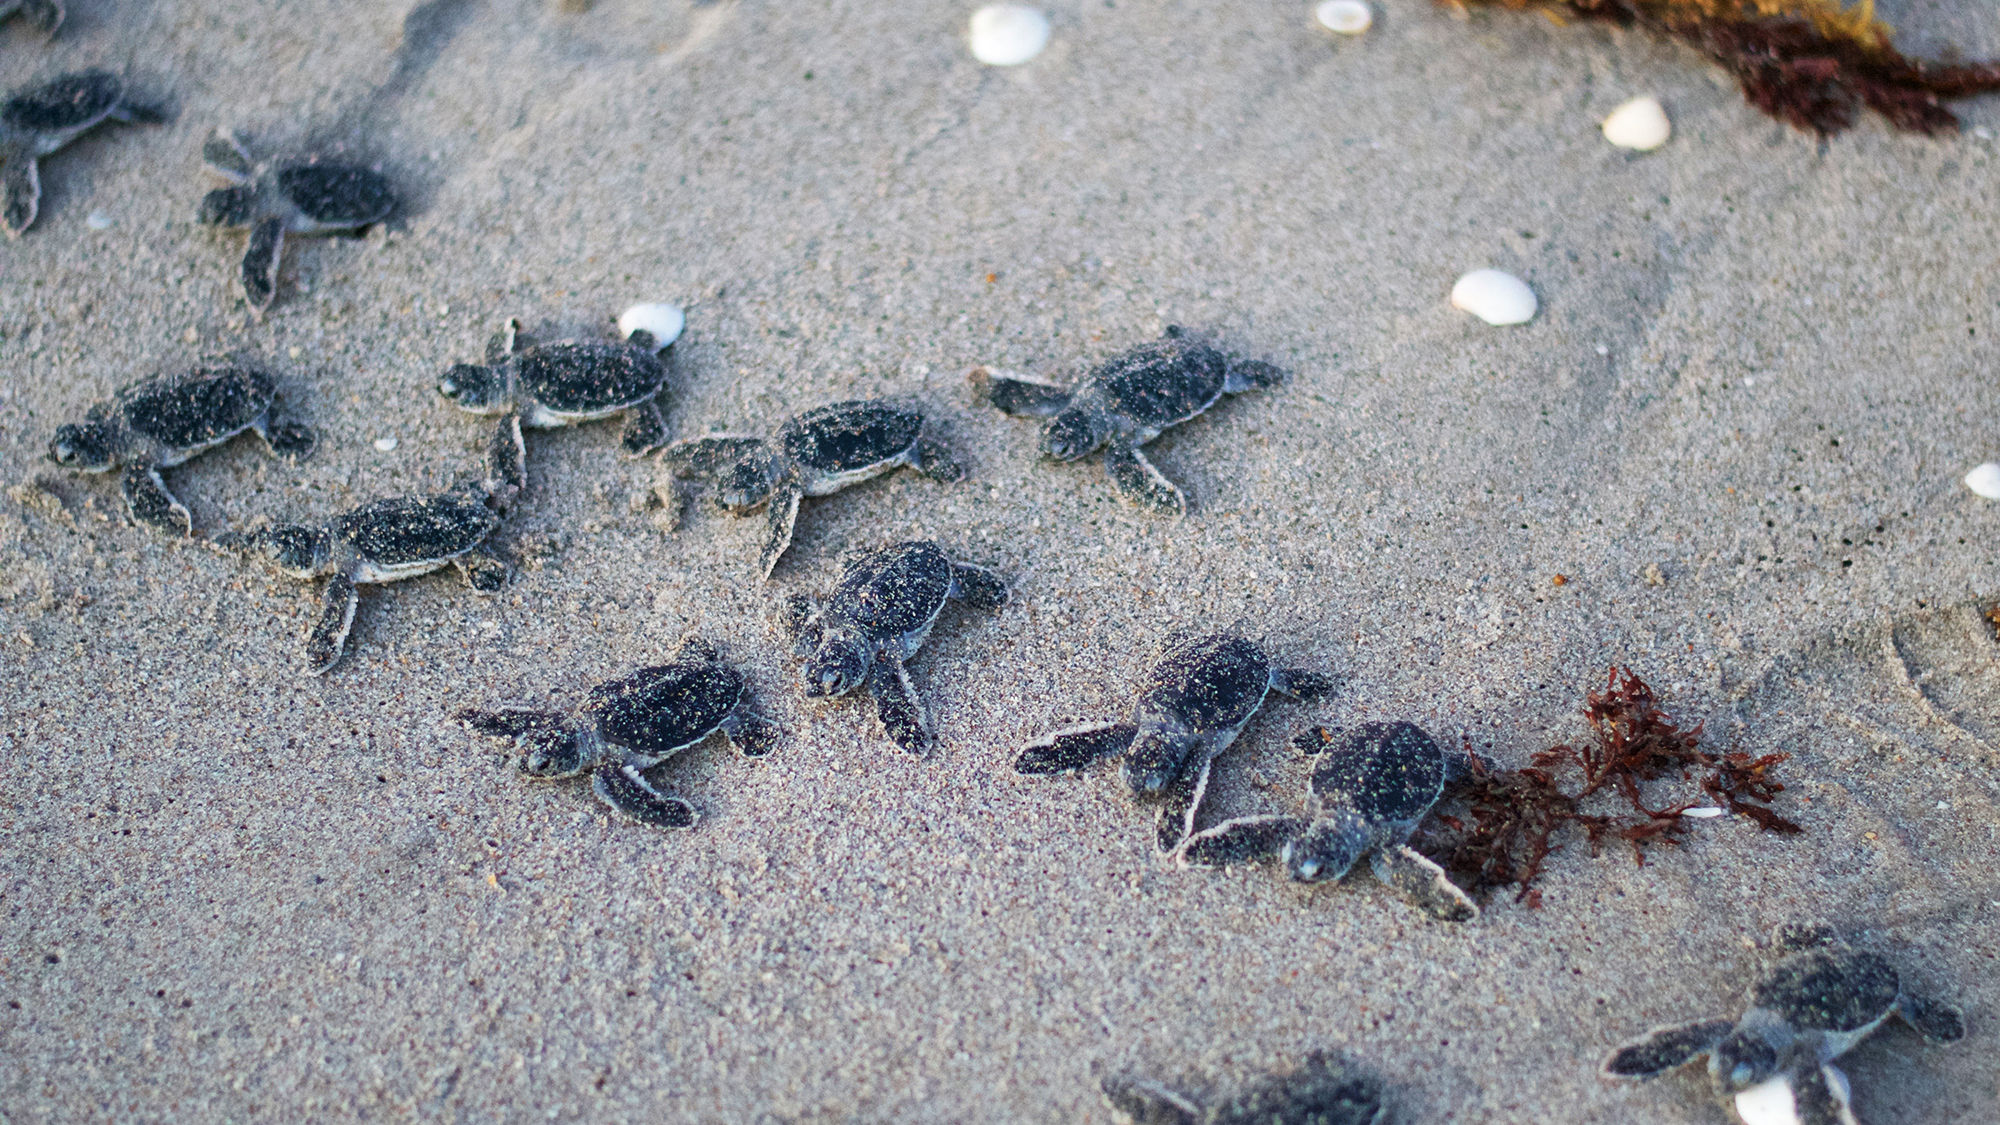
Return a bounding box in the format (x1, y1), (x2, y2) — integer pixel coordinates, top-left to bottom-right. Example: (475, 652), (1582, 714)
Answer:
(617, 302), (685, 351)
(1315, 0), (1372, 35)
(1964, 462), (2000, 499)
(1450, 268), (1537, 326)
(1603, 95), (1672, 151)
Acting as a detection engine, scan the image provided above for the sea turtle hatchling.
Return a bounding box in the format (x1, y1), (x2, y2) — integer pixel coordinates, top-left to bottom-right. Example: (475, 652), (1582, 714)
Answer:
(1179, 722), (1479, 923)
(457, 637), (778, 828)
(48, 364), (317, 537)
(215, 423), (524, 675)
(437, 315), (676, 460)
(970, 325), (1287, 517)
(783, 540), (1007, 755)
(663, 398), (964, 581)
(197, 129), (397, 313)
(0, 0), (62, 38)
(1013, 632), (1333, 854)
(1603, 925), (1965, 1125)
(3, 70), (166, 236)
(1100, 1052), (1385, 1125)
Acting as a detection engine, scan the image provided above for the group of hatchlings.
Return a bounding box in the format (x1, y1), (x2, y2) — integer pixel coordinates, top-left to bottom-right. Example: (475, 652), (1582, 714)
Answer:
(9, 10), (1971, 1124)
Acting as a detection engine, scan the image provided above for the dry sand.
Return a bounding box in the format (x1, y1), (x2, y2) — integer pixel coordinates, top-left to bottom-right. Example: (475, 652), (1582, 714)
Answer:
(2, 0), (1998, 1120)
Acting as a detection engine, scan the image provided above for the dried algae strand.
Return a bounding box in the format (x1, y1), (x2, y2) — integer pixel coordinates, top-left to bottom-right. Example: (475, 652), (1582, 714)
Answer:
(1414, 667), (1802, 906)
(1444, 0), (2000, 135)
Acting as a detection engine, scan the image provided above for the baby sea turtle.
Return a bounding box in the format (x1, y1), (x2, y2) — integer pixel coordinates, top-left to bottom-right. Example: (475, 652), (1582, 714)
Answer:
(970, 326), (1287, 517)
(457, 637), (778, 828)
(663, 399), (964, 581)
(1603, 924), (1965, 1125)
(197, 130), (397, 313)
(1101, 1052), (1384, 1125)
(0, 0), (62, 38)
(437, 316), (674, 459)
(48, 364), (317, 537)
(1013, 632), (1333, 854)
(216, 423), (524, 675)
(1180, 722), (1479, 923)
(3, 70), (165, 236)
(783, 540), (1006, 755)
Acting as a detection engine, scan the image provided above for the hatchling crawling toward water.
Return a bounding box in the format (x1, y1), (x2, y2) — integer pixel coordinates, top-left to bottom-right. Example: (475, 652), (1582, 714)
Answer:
(458, 637), (777, 828)
(437, 315), (678, 460)
(784, 540), (1006, 754)
(663, 398), (963, 580)
(1603, 924), (1965, 1125)
(48, 364), (316, 536)
(0, 0), (63, 37)
(1013, 632), (1333, 854)
(1101, 1052), (1384, 1125)
(197, 129), (396, 313)
(3, 70), (166, 236)
(1179, 722), (1478, 922)
(215, 423), (523, 675)
(971, 326), (1287, 517)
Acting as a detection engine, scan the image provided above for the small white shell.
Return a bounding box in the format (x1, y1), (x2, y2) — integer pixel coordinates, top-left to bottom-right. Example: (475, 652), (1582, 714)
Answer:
(1602, 96), (1671, 151)
(1964, 462), (2000, 499)
(1450, 269), (1537, 326)
(373, 436), (399, 453)
(618, 302), (685, 351)
(1315, 0), (1372, 34)
(1680, 806), (1725, 819)
(969, 4), (1050, 66)
(1733, 1076), (1801, 1125)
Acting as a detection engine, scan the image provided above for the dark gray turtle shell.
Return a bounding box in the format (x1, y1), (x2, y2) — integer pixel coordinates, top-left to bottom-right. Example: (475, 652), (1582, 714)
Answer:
(119, 366), (276, 451)
(1753, 949), (1901, 1034)
(516, 341), (666, 413)
(3, 70), (119, 132)
(1090, 331), (1230, 429)
(332, 492), (498, 565)
(779, 400), (923, 474)
(1139, 633), (1270, 731)
(276, 163), (395, 226)
(831, 540), (953, 640)
(1309, 722), (1446, 823)
(584, 661), (744, 756)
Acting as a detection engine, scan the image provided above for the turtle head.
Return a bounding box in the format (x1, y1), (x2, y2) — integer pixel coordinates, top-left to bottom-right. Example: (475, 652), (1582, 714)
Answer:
(516, 727), (591, 779)
(48, 420), (120, 470)
(716, 448), (782, 512)
(1119, 729), (1191, 797)
(1708, 1028), (1784, 1095)
(1040, 407), (1110, 462)
(1282, 809), (1372, 884)
(219, 524), (331, 578)
(802, 635), (869, 699)
(436, 364), (510, 414)
(197, 186), (255, 228)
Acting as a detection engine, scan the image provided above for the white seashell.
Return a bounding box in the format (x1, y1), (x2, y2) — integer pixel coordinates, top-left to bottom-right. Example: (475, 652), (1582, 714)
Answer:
(1733, 1076), (1801, 1125)
(1602, 95), (1671, 151)
(85, 211), (112, 230)
(1315, 0), (1372, 34)
(1450, 269), (1537, 326)
(373, 436), (399, 453)
(1965, 462), (2000, 499)
(969, 4), (1050, 66)
(1681, 806), (1725, 818)
(618, 302), (685, 351)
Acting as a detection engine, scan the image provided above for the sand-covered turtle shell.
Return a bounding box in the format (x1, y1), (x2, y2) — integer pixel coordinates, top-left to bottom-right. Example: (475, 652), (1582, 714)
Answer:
(3, 70), (120, 133)
(830, 540), (953, 641)
(1089, 332), (1230, 430)
(276, 163), (396, 227)
(1309, 722), (1447, 824)
(1138, 633), (1271, 731)
(118, 365), (276, 452)
(332, 492), (498, 566)
(515, 341), (667, 414)
(779, 400), (924, 475)
(1753, 949), (1901, 1034)
(582, 661), (746, 756)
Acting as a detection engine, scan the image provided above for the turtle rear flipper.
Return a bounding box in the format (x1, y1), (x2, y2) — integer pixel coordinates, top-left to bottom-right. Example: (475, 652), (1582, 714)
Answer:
(251, 412), (318, 462)
(591, 763), (696, 828)
(121, 464), (191, 536)
(1103, 442), (1185, 517)
(1734, 1060), (1857, 1125)
(1370, 844), (1478, 922)
(662, 435), (766, 480)
(1179, 815), (1308, 867)
(868, 651), (932, 755)
(1014, 721), (1138, 773)
(1154, 755), (1212, 854)
(1099, 1076), (1200, 1125)
(906, 434), (965, 483)
(2, 151), (40, 237)
(457, 707), (564, 738)
(1271, 668), (1334, 700)
(1898, 993), (1966, 1042)
(452, 546), (509, 592)
(1602, 1019), (1733, 1079)
(16, 0), (64, 36)
(1223, 358), (1287, 393)
(619, 399), (668, 457)
(947, 561), (1008, 611)
(304, 571), (360, 675)
(240, 215), (286, 312)
(720, 709), (779, 758)
(969, 365), (1072, 418)
(755, 478), (803, 582)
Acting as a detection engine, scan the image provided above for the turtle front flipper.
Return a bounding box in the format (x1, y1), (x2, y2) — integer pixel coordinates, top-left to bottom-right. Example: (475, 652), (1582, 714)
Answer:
(591, 762), (697, 828)
(120, 464), (192, 536)
(1154, 755), (1212, 854)
(453, 545), (509, 592)
(1014, 721), (1138, 773)
(1746, 1060), (1857, 1125)
(755, 479), (804, 582)
(1601, 1019), (1734, 1079)
(487, 413), (527, 507)
(1370, 843), (1478, 922)
(1180, 815), (1309, 867)
(1102, 442), (1186, 517)
(1897, 992), (1966, 1042)
(304, 571), (360, 675)
(201, 131), (254, 183)
(1270, 668), (1334, 700)
(947, 561), (1008, 611)
(483, 317), (520, 364)
(721, 709), (780, 758)
(619, 399), (668, 458)
(969, 366), (1073, 418)
(781, 594), (824, 654)
(1099, 1076), (1201, 1125)
(867, 651), (932, 754)
(240, 215), (287, 312)
(908, 435), (966, 483)
(2, 151), (41, 237)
